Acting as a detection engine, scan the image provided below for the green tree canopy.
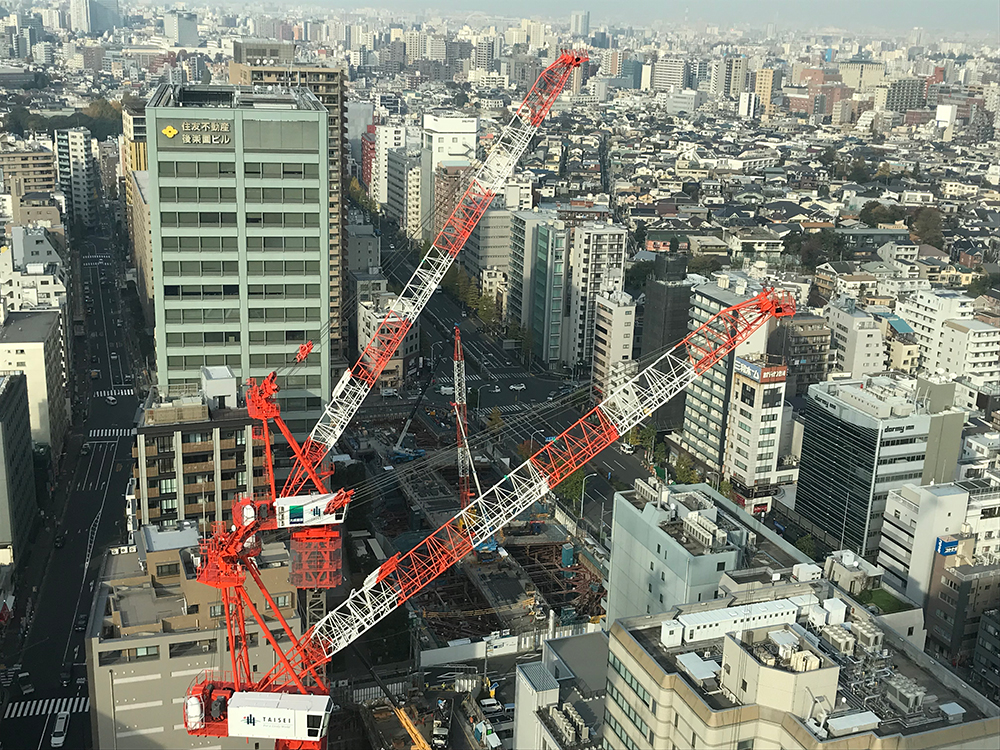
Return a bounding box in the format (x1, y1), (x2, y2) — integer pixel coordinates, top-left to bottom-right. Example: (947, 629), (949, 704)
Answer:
(859, 200), (906, 228)
(625, 260), (655, 291)
(687, 255), (724, 276)
(672, 454), (699, 484)
(486, 406), (504, 435)
(795, 534), (817, 560)
(967, 273), (1000, 299)
(910, 207), (944, 249)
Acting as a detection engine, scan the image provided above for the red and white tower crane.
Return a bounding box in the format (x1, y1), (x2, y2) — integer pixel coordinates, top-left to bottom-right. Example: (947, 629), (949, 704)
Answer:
(453, 327), (472, 509)
(183, 51), (589, 749)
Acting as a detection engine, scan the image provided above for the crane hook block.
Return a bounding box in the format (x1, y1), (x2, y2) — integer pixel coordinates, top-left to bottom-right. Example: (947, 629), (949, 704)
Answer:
(296, 341), (314, 363)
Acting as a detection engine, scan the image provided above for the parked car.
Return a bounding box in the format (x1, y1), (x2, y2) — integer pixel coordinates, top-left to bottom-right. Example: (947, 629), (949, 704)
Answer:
(74, 613), (88, 632)
(17, 671), (33, 695)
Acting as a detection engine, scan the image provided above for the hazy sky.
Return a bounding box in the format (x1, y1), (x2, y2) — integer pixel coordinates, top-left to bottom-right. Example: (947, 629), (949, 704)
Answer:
(362, 1), (998, 35)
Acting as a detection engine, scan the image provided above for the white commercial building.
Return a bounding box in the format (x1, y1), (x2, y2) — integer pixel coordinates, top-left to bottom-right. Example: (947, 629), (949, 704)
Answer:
(0, 306), (69, 464)
(723, 355), (797, 514)
(879, 481), (1000, 605)
(464, 203), (511, 281)
(357, 291), (419, 388)
(605, 478), (807, 626)
(825, 298), (886, 377)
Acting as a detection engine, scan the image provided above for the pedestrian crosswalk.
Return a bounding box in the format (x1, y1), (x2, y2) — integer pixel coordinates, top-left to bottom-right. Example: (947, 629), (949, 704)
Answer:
(0, 667), (15, 687)
(436, 374), (483, 384)
(488, 403), (530, 414)
(4, 696), (90, 719)
(95, 388), (134, 398)
(89, 428), (136, 438)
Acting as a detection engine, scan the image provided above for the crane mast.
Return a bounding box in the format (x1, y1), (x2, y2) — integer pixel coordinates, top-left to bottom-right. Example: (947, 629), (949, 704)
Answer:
(279, 51), (588, 500)
(453, 327), (471, 509)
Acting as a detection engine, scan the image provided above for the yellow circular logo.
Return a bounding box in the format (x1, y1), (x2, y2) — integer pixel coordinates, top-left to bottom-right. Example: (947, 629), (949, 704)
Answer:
(161, 125), (178, 138)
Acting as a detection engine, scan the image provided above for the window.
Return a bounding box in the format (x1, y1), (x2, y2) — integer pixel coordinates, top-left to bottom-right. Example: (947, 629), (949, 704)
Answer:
(274, 593), (291, 608)
(741, 679), (748, 692)
(210, 604), (224, 618)
(608, 653), (651, 707)
(717, 561), (726, 572)
(134, 645), (159, 661)
(156, 563), (180, 577)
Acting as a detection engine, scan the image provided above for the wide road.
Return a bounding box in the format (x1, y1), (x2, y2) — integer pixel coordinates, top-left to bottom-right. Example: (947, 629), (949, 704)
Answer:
(0, 227), (137, 750)
(380, 243), (648, 543)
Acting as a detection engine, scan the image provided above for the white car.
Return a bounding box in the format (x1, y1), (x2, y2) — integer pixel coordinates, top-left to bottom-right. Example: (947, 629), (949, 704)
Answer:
(509, 383), (526, 391)
(110, 351), (118, 359)
(105, 395), (118, 405)
(50, 711), (70, 747)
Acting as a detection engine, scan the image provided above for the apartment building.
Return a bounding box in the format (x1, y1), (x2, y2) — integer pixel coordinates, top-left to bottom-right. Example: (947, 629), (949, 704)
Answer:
(432, 161), (473, 239)
(825, 298), (886, 377)
(120, 103), (147, 249)
(55, 127), (97, 229)
(146, 84), (331, 436)
(591, 290), (635, 398)
(2, 227), (67, 311)
(680, 275), (770, 472)
(605, 478), (806, 626)
(227, 62), (349, 368)
(0, 141), (56, 196)
(127, 170), (153, 325)
(385, 148), (421, 240)
(767, 312), (831, 397)
(971, 608), (1000, 703)
(129, 368), (260, 537)
(0, 375), (37, 567)
(86, 524), (300, 750)
(879, 480), (1000, 607)
(796, 376), (966, 559)
(723, 355), (797, 513)
(361, 123), (405, 205)
(938, 319), (1000, 386)
(0, 306), (69, 466)
(567, 222), (627, 368)
(897, 289), (975, 372)
(604, 577), (997, 750)
(346, 224), (379, 273)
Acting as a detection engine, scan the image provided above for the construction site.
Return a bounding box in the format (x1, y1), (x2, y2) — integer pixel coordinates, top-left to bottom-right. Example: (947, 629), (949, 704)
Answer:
(149, 50), (799, 750)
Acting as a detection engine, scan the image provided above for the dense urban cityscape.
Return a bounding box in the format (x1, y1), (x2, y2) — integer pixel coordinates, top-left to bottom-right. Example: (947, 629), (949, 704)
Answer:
(0, 1), (996, 749)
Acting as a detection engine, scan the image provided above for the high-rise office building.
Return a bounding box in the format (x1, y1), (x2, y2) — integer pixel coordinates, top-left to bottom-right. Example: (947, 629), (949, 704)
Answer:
(652, 59), (688, 91)
(796, 376), (965, 559)
(145, 84), (331, 437)
(464, 201), (511, 280)
(0, 375), (37, 567)
(569, 11), (590, 37)
(164, 10), (199, 47)
(227, 61), (350, 368)
(70, 0), (120, 33)
(55, 127), (98, 229)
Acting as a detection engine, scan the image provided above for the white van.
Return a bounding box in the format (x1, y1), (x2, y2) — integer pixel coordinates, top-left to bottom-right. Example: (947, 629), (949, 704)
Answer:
(620, 442), (636, 454)
(380, 387), (398, 398)
(439, 386), (455, 396)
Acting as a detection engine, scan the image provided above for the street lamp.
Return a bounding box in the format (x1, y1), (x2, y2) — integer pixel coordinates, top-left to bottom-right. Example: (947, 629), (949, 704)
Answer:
(532, 429), (548, 448)
(475, 383), (493, 414)
(704, 470), (721, 492)
(579, 472), (599, 523)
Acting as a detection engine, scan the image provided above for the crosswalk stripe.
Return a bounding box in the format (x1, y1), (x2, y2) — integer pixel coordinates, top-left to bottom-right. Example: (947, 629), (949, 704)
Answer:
(5, 697), (91, 719)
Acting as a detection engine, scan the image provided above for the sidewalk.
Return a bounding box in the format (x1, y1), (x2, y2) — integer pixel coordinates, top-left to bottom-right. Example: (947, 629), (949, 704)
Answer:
(0, 429), (85, 665)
